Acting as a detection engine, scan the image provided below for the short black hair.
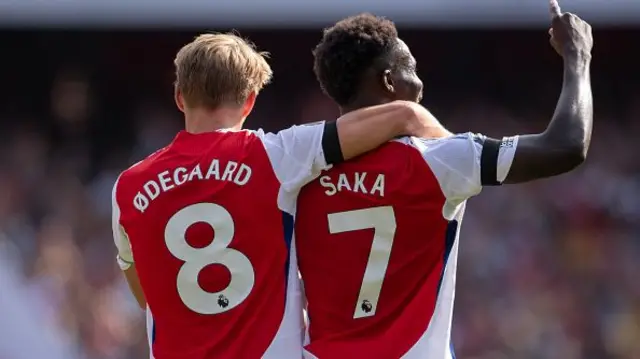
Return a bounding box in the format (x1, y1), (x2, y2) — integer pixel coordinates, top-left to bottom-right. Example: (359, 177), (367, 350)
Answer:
(313, 13), (398, 106)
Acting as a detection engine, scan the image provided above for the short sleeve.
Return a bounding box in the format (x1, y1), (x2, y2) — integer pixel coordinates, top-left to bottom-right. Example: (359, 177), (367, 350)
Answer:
(411, 133), (518, 202)
(112, 177), (134, 270)
(252, 123), (332, 193)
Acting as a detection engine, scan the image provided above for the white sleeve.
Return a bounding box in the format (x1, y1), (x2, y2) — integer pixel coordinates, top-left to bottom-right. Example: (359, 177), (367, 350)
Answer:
(412, 133), (518, 202)
(112, 177), (134, 270)
(253, 123), (331, 193)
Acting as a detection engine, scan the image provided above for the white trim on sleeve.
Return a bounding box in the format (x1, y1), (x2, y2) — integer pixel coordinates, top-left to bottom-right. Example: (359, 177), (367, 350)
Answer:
(496, 135), (519, 183)
(112, 176), (134, 270)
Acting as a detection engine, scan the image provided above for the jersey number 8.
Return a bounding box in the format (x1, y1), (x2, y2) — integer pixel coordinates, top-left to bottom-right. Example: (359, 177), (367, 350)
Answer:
(164, 203), (255, 315)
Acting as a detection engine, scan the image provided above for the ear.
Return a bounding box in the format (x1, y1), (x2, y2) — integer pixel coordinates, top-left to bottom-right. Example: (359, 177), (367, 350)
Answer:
(174, 87), (185, 113)
(382, 69), (395, 94)
(241, 91), (257, 118)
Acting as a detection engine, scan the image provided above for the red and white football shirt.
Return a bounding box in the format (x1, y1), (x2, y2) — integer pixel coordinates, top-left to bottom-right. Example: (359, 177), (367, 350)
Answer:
(295, 133), (518, 359)
(111, 125), (333, 359)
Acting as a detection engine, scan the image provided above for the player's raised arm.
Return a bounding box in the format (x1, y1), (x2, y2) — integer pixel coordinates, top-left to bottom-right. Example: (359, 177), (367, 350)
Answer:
(500, 2), (593, 184)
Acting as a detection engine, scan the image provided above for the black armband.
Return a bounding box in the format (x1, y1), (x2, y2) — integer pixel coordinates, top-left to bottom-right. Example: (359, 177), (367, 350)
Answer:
(480, 137), (502, 186)
(322, 121), (344, 165)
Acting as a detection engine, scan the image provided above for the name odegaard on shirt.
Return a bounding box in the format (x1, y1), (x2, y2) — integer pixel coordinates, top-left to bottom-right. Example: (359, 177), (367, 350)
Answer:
(132, 158), (251, 213)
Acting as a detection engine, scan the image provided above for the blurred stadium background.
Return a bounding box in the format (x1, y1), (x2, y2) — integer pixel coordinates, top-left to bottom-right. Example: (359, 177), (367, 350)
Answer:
(0, 1), (638, 358)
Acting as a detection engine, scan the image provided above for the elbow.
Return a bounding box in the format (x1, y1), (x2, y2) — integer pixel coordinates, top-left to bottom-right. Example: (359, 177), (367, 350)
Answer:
(539, 130), (589, 172)
(564, 136), (590, 169)
(576, 144), (589, 164)
(560, 145), (588, 171)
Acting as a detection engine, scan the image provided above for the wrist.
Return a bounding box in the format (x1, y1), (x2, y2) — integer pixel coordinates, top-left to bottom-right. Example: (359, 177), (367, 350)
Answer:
(563, 49), (591, 73)
(563, 47), (591, 63)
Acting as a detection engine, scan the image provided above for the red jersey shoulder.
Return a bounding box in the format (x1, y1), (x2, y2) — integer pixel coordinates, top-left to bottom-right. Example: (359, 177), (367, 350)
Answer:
(120, 130), (261, 177)
(328, 140), (423, 171)
(114, 145), (171, 212)
(303, 140), (440, 203)
(119, 146), (168, 182)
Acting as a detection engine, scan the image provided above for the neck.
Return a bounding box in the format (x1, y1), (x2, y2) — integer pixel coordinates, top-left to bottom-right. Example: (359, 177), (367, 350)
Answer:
(340, 96), (391, 115)
(183, 106), (244, 134)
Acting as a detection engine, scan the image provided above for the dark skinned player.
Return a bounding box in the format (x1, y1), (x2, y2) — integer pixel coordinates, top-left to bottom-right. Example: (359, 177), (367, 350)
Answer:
(295, 4), (593, 358)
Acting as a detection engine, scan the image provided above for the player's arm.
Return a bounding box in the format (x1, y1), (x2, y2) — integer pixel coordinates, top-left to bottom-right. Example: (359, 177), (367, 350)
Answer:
(332, 101), (452, 162)
(112, 179), (146, 310)
(497, 3), (593, 184)
(121, 264), (145, 310)
(416, 43), (589, 201)
(499, 55), (591, 183)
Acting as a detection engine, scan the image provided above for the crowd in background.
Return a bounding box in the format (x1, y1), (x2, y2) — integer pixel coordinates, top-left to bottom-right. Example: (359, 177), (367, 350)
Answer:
(0, 29), (638, 359)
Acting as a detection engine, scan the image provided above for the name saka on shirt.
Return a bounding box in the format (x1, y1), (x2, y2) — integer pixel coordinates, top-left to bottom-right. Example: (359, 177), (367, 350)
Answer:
(132, 158), (252, 213)
(319, 172), (385, 197)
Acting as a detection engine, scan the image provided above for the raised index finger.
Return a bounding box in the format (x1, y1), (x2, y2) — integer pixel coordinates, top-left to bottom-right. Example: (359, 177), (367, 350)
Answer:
(549, 0), (562, 18)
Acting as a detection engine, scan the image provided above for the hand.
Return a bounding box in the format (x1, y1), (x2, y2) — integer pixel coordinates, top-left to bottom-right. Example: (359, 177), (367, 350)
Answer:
(548, 0), (593, 57)
(401, 102), (452, 139)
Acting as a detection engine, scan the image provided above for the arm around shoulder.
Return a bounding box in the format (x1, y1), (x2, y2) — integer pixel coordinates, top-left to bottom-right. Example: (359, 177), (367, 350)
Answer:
(335, 101), (451, 161)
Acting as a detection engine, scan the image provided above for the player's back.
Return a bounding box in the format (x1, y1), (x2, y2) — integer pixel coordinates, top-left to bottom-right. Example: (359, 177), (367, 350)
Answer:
(296, 135), (483, 359)
(113, 130), (307, 359)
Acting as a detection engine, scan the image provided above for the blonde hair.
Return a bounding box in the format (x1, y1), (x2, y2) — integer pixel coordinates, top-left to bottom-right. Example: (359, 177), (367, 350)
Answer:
(174, 33), (273, 108)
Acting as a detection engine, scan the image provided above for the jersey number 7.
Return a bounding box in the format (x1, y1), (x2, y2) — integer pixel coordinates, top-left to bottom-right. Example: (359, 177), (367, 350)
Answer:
(327, 206), (396, 319)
